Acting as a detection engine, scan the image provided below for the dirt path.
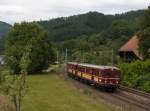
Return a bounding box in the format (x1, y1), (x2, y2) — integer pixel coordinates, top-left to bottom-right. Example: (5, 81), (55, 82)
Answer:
(59, 65), (148, 111)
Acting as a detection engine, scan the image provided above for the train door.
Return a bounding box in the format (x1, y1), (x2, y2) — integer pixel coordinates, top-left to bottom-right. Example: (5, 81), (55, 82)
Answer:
(98, 69), (102, 83)
(91, 69), (94, 81)
(75, 65), (78, 75)
(79, 66), (82, 77)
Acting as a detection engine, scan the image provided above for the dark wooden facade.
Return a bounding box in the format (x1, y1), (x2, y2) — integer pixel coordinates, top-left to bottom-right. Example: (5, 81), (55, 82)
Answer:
(119, 35), (143, 62)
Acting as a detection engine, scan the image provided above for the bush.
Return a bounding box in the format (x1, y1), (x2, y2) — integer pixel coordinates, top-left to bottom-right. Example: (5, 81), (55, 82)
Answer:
(118, 60), (150, 92)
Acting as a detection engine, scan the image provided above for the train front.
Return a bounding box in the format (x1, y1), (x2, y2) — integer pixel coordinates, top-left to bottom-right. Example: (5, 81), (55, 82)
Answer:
(100, 67), (121, 90)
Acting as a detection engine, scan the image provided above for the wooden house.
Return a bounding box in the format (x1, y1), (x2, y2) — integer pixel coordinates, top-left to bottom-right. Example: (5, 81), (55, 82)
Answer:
(119, 35), (143, 62)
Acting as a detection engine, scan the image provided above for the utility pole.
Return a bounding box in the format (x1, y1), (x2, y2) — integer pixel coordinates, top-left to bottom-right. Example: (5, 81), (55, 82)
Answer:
(65, 48), (68, 64)
(82, 50), (85, 63)
(112, 49), (114, 65)
(56, 51), (59, 64)
(83, 54), (85, 63)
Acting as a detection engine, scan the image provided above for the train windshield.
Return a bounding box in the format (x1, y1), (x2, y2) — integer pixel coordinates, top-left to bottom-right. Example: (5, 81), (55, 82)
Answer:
(101, 69), (120, 78)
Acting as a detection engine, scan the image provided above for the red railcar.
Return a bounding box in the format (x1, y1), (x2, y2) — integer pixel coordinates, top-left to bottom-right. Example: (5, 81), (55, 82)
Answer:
(67, 62), (121, 91)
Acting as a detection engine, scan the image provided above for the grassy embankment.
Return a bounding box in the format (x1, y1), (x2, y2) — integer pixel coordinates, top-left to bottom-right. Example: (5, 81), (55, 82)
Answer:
(22, 73), (119, 111)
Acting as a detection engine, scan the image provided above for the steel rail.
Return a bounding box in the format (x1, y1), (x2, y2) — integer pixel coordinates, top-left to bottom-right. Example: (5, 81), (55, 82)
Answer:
(119, 85), (150, 99)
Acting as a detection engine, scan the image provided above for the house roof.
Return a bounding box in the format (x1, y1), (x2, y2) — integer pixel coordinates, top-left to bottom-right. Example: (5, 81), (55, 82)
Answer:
(119, 35), (143, 60)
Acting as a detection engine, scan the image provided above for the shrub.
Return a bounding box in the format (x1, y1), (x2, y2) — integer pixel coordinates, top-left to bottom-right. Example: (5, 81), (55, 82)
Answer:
(118, 60), (150, 92)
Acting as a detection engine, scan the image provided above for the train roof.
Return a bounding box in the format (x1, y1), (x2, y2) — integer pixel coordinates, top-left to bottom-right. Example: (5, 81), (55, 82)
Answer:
(67, 62), (120, 70)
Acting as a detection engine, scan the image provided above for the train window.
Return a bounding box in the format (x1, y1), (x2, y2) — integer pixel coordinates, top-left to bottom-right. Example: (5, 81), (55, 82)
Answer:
(80, 67), (85, 72)
(78, 67), (81, 72)
(68, 64), (71, 68)
(112, 70), (121, 78)
(70, 65), (72, 69)
(96, 70), (99, 76)
(77, 66), (82, 72)
(101, 69), (121, 78)
(72, 65), (76, 69)
(80, 67), (82, 72)
(82, 67), (85, 72)
(92, 69), (99, 76)
(99, 70), (102, 76)
(86, 68), (92, 74)
(92, 69), (95, 75)
(72, 65), (75, 69)
(69, 65), (71, 68)
(86, 68), (89, 73)
(79, 67), (81, 71)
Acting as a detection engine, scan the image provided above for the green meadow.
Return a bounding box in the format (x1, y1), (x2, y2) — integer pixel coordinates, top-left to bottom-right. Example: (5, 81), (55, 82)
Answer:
(22, 73), (119, 111)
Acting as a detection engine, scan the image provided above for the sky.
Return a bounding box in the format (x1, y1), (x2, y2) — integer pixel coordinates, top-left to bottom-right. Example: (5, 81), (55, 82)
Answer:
(0, 0), (149, 24)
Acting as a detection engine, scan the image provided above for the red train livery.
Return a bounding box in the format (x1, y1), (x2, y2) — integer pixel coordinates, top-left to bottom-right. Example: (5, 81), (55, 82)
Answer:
(67, 62), (121, 91)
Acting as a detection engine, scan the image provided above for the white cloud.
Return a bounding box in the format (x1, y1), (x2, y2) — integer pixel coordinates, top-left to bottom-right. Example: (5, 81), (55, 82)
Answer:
(0, 0), (149, 24)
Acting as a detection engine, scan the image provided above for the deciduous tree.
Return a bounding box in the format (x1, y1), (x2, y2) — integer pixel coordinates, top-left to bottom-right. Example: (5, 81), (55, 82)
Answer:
(139, 6), (150, 58)
(5, 22), (56, 74)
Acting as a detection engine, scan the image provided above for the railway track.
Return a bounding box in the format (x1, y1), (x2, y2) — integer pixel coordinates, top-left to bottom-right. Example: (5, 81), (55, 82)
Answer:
(66, 76), (150, 111)
(59, 65), (150, 111)
(119, 85), (150, 99)
(117, 85), (150, 111)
